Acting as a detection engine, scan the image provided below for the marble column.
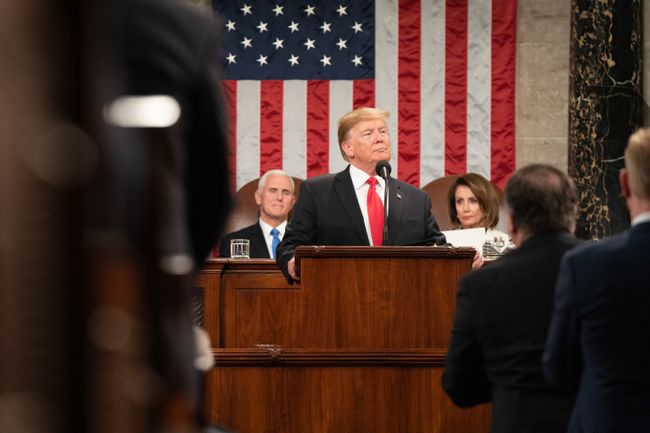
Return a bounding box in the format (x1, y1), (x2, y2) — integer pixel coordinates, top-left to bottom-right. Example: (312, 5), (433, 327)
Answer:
(568, 0), (642, 239)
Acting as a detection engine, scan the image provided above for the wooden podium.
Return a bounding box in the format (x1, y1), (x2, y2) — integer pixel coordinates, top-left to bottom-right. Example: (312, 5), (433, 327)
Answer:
(199, 246), (490, 433)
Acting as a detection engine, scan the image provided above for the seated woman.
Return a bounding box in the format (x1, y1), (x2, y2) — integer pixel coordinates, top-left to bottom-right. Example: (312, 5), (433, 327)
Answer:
(448, 173), (514, 259)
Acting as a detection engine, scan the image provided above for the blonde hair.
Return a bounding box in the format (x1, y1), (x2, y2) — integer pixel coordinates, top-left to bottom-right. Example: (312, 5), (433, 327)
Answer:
(337, 107), (389, 161)
(626, 128), (650, 199)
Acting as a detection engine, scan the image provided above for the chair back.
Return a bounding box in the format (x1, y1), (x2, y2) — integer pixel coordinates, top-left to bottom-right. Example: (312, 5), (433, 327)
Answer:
(223, 176), (302, 235)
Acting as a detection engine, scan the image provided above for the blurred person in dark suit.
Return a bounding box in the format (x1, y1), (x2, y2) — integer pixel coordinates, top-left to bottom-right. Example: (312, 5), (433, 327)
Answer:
(219, 170), (295, 258)
(117, 0), (231, 263)
(82, 0), (231, 430)
(0, 1), (230, 432)
(543, 128), (650, 433)
(117, 0), (231, 428)
(442, 164), (580, 433)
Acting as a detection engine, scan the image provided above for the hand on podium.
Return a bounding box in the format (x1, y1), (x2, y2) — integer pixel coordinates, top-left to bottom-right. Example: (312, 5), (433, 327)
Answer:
(471, 250), (484, 269)
(287, 256), (300, 281)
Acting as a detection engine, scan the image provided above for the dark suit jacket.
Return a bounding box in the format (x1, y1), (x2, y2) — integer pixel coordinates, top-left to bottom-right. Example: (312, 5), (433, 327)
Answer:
(543, 221), (650, 433)
(219, 222), (271, 258)
(276, 165), (446, 282)
(442, 231), (580, 433)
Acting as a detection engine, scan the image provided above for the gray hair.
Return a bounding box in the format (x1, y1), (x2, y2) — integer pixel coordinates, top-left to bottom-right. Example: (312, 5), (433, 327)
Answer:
(257, 169), (294, 193)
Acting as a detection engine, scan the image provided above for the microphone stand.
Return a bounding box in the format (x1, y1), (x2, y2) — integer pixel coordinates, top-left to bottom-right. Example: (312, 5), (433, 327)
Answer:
(382, 175), (389, 246)
(376, 161), (392, 246)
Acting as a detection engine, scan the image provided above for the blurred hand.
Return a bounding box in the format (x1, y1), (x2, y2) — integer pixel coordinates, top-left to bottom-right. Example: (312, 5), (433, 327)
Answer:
(288, 256), (300, 281)
(471, 250), (484, 269)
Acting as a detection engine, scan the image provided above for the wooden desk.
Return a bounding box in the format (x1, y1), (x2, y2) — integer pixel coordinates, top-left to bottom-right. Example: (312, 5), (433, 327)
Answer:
(199, 246), (490, 433)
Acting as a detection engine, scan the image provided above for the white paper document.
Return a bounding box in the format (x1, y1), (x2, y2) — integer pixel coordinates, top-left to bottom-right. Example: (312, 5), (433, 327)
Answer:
(442, 228), (484, 252)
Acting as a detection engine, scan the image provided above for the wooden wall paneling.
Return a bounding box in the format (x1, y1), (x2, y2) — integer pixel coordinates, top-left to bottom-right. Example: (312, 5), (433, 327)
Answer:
(220, 259), (299, 347)
(204, 349), (491, 433)
(196, 260), (225, 344)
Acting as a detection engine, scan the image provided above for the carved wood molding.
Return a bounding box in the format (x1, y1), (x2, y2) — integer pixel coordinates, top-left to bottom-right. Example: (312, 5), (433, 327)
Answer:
(295, 245), (475, 259)
(203, 258), (281, 274)
(211, 347), (447, 367)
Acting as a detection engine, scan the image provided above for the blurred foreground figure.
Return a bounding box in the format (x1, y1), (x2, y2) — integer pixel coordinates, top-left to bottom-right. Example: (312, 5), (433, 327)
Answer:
(0, 2), (88, 433)
(0, 1), (230, 432)
(544, 128), (650, 433)
(83, 0), (231, 431)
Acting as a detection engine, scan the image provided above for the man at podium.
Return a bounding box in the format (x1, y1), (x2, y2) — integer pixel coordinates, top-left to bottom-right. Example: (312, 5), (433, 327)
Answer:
(276, 107), (447, 283)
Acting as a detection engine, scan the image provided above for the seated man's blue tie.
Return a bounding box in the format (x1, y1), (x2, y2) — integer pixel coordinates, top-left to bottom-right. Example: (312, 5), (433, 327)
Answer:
(271, 228), (281, 259)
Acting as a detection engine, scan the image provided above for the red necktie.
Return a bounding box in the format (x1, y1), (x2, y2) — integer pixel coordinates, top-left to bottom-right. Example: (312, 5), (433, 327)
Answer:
(367, 177), (384, 246)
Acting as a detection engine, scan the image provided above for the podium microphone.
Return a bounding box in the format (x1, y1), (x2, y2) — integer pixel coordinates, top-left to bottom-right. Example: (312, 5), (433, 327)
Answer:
(375, 160), (391, 246)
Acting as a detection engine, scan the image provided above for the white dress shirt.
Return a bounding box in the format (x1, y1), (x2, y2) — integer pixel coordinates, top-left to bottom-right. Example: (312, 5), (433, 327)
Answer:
(259, 219), (287, 258)
(632, 211), (650, 226)
(349, 164), (385, 246)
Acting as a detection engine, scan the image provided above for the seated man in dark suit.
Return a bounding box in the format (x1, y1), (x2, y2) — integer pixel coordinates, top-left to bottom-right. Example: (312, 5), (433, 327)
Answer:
(220, 169), (295, 258)
(442, 164), (581, 433)
(543, 128), (650, 433)
(276, 107), (454, 283)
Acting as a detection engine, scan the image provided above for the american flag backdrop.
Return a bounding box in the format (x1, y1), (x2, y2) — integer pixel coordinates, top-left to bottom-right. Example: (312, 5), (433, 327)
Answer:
(213, 0), (516, 190)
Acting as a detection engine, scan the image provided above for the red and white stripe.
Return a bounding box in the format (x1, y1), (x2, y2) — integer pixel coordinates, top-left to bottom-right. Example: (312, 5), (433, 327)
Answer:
(223, 0), (516, 191)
